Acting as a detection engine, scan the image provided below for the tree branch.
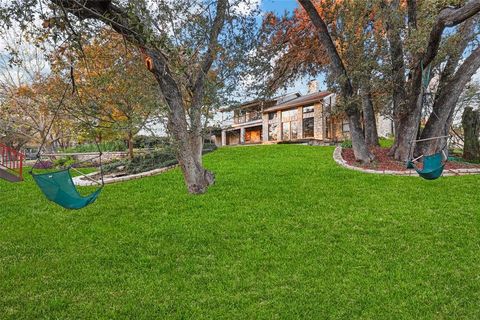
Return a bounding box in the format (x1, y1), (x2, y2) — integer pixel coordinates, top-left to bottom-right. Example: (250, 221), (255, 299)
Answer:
(423, 0), (480, 67)
(190, 0), (228, 115)
(437, 15), (478, 96)
(407, 0), (417, 30)
(382, 0), (407, 115)
(297, 0), (352, 97)
(444, 46), (480, 100)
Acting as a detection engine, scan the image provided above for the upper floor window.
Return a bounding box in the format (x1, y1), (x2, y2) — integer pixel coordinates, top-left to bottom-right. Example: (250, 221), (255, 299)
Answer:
(247, 110), (261, 121)
(268, 112), (278, 121)
(303, 117), (314, 138)
(303, 105), (314, 114)
(281, 108), (297, 122)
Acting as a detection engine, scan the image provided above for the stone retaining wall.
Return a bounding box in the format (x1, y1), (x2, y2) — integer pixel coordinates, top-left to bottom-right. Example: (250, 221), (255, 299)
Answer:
(43, 152), (129, 163)
(72, 164), (178, 186)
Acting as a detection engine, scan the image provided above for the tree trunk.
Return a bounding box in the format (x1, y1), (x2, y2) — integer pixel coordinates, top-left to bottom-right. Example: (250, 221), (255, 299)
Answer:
(127, 130), (134, 160)
(175, 133), (215, 194)
(462, 107), (480, 161)
(390, 114), (419, 161)
(361, 89), (379, 147)
(167, 114), (215, 195)
(298, 0), (373, 163)
(146, 49), (216, 194)
(389, 82), (424, 161)
(348, 106), (375, 161)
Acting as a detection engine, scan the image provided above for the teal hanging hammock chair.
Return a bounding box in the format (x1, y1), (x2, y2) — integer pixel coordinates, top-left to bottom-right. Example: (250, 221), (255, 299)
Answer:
(31, 168), (103, 210)
(407, 134), (449, 180)
(30, 85), (104, 210)
(405, 60), (449, 181)
(407, 152), (445, 180)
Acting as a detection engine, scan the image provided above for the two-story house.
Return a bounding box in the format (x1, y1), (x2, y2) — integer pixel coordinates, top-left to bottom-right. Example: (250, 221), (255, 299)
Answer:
(214, 82), (393, 146)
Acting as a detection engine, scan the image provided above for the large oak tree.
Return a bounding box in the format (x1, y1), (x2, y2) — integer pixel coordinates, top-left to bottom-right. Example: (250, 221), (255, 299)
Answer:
(381, 0), (480, 160)
(1, 0), (258, 194)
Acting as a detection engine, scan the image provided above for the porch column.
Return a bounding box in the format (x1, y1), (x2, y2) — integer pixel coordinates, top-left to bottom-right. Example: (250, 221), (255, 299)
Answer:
(221, 130), (227, 146)
(262, 113), (269, 142)
(297, 106), (303, 139)
(277, 110), (282, 141)
(240, 127), (245, 144)
(314, 102), (323, 140)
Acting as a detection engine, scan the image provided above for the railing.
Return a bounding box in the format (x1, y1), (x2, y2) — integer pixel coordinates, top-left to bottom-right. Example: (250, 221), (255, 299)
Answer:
(233, 115), (246, 124)
(0, 143), (24, 180)
(248, 112), (262, 122)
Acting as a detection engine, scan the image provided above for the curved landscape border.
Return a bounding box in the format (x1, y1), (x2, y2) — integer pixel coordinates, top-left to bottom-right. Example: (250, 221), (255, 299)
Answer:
(333, 146), (480, 177)
(72, 164), (178, 186)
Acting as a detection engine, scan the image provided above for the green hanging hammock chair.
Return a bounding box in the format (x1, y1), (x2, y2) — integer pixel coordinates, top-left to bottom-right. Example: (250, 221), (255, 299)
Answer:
(407, 152), (445, 180)
(30, 84), (105, 210)
(31, 168), (103, 210)
(407, 134), (449, 180)
(405, 61), (449, 181)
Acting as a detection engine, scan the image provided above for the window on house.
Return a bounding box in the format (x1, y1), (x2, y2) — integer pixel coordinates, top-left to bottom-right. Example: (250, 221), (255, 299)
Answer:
(282, 122), (290, 140)
(268, 123), (278, 141)
(281, 108), (297, 122)
(342, 120), (350, 133)
(326, 116), (331, 139)
(303, 105), (314, 114)
(291, 122), (298, 139)
(245, 130), (251, 142)
(303, 117), (314, 138)
(280, 108), (298, 141)
(234, 109), (246, 124)
(268, 112), (278, 121)
(247, 110), (261, 121)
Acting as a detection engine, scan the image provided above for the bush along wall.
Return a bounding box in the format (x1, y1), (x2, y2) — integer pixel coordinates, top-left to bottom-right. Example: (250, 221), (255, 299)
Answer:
(103, 143), (217, 175)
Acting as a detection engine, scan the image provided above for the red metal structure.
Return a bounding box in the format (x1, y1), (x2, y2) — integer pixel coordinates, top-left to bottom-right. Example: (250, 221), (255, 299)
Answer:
(0, 143), (24, 182)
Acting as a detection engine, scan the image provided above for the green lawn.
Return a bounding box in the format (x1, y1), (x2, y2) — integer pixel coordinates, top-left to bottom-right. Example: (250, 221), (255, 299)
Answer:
(1, 145), (480, 319)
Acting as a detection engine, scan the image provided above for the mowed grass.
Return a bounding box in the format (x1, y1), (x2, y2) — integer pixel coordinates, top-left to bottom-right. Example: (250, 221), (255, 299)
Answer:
(1, 145), (480, 319)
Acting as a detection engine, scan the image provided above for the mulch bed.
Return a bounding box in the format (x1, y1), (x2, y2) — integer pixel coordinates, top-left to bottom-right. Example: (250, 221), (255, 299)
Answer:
(342, 147), (480, 171)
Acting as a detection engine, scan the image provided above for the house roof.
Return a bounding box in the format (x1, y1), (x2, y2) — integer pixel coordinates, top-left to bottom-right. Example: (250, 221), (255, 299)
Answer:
(221, 92), (302, 112)
(263, 91), (331, 113)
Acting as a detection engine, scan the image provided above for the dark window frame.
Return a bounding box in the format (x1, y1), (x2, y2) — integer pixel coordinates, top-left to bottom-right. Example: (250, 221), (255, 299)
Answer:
(303, 117), (314, 138)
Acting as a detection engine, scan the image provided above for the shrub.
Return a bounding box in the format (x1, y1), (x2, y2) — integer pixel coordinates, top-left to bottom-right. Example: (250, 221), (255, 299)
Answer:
(54, 156), (76, 168)
(33, 160), (54, 169)
(63, 140), (127, 153)
(71, 161), (100, 168)
(341, 140), (353, 148)
(203, 143), (217, 153)
(133, 135), (171, 149)
(102, 160), (128, 174)
(101, 143), (216, 175)
(125, 151), (178, 174)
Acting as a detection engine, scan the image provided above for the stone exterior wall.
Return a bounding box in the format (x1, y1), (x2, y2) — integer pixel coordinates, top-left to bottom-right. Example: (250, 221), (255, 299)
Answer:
(377, 114), (394, 138)
(333, 117), (348, 141)
(212, 135), (222, 147)
(226, 130), (241, 145)
(313, 102), (324, 140)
